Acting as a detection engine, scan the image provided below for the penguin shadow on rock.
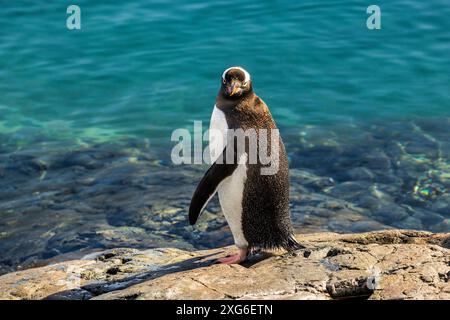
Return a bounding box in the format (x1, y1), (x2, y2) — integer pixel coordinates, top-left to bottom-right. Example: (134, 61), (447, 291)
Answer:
(189, 67), (304, 265)
(43, 249), (281, 299)
(43, 252), (222, 300)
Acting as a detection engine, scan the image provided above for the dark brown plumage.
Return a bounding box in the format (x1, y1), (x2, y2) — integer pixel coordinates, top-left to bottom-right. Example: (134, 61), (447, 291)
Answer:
(216, 70), (297, 250)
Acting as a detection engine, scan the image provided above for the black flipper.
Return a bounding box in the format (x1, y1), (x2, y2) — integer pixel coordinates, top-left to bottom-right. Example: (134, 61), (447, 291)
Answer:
(189, 144), (238, 225)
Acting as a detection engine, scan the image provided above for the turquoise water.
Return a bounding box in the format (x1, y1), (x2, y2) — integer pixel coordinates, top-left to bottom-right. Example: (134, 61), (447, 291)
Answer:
(0, 1), (449, 274)
(1, 1), (449, 141)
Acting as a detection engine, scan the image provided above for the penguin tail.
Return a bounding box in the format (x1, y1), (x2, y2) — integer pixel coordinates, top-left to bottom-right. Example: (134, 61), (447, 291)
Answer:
(287, 234), (305, 251)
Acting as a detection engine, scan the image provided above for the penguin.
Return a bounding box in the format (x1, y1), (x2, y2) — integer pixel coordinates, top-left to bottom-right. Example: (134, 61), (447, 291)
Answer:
(189, 66), (301, 264)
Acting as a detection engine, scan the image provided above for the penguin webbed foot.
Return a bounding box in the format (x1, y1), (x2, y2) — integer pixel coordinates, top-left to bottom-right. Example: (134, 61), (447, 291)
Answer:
(217, 248), (248, 264)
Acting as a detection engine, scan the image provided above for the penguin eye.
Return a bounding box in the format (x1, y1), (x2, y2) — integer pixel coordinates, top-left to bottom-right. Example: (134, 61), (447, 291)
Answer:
(222, 78), (226, 84)
(242, 81), (248, 87)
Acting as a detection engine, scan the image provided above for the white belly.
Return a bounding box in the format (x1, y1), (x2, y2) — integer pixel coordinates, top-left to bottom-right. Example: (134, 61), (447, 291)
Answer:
(209, 105), (228, 163)
(218, 153), (248, 248)
(209, 105), (248, 248)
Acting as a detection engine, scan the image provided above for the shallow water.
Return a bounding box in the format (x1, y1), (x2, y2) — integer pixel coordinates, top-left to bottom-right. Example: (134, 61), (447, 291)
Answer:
(0, 1), (449, 273)
(1, 118), (449, 274)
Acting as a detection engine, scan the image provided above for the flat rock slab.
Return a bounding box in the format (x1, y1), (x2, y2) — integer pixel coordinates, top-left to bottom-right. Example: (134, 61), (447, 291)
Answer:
(0, 230), (448, 300)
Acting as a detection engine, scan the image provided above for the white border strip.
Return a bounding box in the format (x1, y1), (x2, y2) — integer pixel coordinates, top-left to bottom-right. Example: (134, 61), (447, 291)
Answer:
(222, 66), (250, 83)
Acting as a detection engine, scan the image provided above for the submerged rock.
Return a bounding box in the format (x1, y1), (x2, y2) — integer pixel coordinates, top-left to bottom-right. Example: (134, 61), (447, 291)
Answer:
(431, 195), (450, 217)
(361, 149), (392, 170)
(0, 230), (448, 300)
(372, 204), (410, 224)
(343, 167), (375, 182)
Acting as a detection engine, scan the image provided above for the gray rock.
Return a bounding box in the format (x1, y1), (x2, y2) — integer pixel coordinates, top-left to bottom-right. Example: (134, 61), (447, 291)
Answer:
(326, 181), (370, 201)
(372, 204), (409, 224)
(350, 220), (390, 233)
(431, 195), (450, 216)
(308, 177), (335, 191)
(413, 209), (445, 227)
(344, 167), (375, 182)
(361, 150), (392, 170)
(429, 220), (450, 233)
(392, 216), (424, 230)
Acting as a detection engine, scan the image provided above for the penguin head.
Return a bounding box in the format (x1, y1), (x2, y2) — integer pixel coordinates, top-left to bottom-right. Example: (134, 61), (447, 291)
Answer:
(221, 67), (252, 99)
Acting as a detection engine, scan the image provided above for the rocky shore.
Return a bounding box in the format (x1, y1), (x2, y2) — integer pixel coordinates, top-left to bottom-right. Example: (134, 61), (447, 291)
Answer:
(0, 230), (448, 300)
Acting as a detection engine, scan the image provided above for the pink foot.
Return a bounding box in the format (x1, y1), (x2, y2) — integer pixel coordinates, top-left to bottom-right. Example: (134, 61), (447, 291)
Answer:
(217, 248), (248, 264)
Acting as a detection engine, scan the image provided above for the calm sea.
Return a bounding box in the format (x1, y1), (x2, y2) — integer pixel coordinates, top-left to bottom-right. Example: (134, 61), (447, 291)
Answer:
(1, 0), (449, 141)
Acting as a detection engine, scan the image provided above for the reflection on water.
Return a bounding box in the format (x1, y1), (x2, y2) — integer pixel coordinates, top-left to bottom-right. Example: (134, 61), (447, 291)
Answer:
(0, 118), (448, 274)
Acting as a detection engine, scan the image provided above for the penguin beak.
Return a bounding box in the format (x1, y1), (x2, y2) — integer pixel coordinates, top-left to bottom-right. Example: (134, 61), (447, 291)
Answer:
(229, 80), (240, 96)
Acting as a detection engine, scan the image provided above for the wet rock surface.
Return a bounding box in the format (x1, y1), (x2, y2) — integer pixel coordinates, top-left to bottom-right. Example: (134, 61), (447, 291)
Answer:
(0, 230), (448, 300)
(0, 118), (449, 275)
